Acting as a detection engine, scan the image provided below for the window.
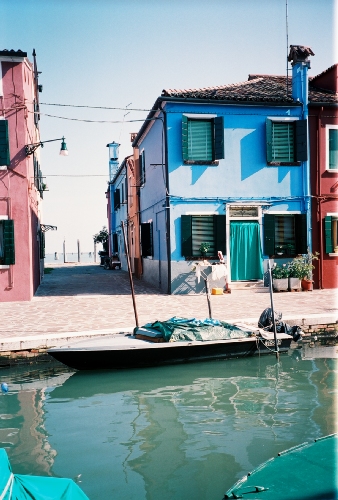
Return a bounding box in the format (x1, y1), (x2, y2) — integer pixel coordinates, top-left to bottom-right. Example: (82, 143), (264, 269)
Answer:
(114, 189), (120, 210)
(0, 120), (10, 166)
(264, 214), (307, 256)
(266, 119), (307, 165)
(182, 116), (224, 164)
(181, 215), (226, 258)
(325, 215), (338, 253)
(326, 126), (338, 170)
(112, 233), (118, 254)
(0, 219), (15, 265)
(141, 222), (153, 257)
(139, 151), (145, 186)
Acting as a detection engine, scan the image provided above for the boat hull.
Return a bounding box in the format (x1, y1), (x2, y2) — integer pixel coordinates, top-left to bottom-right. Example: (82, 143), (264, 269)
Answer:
(48, 335), (292, 370)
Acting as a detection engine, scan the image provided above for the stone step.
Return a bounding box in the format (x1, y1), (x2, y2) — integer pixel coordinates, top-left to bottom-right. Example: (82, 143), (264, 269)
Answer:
(229, 280), (265, 290)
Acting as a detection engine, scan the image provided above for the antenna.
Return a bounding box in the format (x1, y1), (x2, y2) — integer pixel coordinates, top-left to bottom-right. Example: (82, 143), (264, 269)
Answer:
(286, 0), (289, 97)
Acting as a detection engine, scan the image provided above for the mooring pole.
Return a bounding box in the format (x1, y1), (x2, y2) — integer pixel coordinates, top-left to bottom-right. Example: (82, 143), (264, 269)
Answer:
(268, 259), (279, 360)
(204, 278), (213, 319)
(121, 220), (139, 328)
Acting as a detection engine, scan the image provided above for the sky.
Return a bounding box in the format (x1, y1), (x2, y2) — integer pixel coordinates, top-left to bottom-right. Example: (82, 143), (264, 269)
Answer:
(1, 0), (337, 253)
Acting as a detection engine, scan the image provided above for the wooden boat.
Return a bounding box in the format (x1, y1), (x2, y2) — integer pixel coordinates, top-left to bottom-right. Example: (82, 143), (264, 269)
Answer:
(224, 434), (338, 500)
(48, 323), (292, 371)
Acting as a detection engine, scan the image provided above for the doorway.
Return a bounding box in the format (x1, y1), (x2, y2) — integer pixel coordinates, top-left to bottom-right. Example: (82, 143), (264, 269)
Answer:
(230, 221), (263, 281)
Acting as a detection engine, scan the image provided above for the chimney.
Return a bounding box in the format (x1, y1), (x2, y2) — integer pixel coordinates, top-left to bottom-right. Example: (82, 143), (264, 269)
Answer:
(288, 45), (314, 105)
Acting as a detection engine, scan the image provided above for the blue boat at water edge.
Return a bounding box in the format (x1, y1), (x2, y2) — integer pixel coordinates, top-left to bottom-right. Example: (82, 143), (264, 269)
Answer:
(224, 434), (338, 500)
(0, 448), (89, 500)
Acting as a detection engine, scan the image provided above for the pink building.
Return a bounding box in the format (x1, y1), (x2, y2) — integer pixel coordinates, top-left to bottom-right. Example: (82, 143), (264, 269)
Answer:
(0, 49), (44, 301)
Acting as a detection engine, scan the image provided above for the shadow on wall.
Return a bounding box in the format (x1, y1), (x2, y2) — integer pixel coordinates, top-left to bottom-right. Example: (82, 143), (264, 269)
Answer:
(171, 271), (207, 295)
(240, 128), (264, 181)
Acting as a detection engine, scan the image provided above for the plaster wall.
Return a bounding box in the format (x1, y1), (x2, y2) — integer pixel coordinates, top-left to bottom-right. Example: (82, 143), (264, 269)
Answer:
(0, 57), (42, 302)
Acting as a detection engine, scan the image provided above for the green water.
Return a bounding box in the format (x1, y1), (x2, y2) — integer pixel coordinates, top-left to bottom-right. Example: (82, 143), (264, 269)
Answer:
(0, 351), (337, 500)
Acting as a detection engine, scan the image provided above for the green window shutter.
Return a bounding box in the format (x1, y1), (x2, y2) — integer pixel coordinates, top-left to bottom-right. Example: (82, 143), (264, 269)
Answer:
(40, 230), (45, 259)
(214, 116), (224, 160)
(324, 216), (333, 253)
(214, 215), (226, 255)
(182, 115), (189, 161)
(141, 222), (153, 257)
(181, 215), (192, 257)
(187, 120), (213, 161)
(271, 122), (295, 162)
(295, 119), (308, 161)
(3, 219), (15, 265)
(263, 214), (275, 255)
(295, 214), (308, 254)
(328, 128), (338, 170)
(0, 120), (10, 166)
(266, 119), (273, 163)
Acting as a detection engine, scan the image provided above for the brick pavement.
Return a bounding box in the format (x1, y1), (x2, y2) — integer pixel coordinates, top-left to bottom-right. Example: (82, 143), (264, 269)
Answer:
(0, 263), (337, 350)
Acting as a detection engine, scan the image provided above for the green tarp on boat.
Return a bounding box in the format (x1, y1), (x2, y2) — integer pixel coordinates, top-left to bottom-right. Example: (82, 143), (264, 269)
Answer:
(138, 317), (252, 342)
(0, 449), (89, 500)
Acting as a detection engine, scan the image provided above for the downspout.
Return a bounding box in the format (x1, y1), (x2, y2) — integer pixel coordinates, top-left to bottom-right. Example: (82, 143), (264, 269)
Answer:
(301, 62), (312, 252)
(161, 106), (171, 295)
(317, 108), (324, 288)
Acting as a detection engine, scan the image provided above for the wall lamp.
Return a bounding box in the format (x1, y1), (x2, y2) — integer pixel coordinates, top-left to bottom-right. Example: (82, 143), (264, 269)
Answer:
(25, 137), (68, 156)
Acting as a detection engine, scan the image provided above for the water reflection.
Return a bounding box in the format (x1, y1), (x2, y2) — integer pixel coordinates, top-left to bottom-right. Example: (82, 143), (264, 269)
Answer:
(0, 354), (337, 500)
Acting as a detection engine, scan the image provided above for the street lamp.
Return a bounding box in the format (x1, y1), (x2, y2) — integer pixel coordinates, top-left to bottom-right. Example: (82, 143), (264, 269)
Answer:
(25, 136), (68, 156)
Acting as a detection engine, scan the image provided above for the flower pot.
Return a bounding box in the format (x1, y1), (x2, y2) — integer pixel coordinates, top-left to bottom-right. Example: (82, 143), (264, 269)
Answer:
(273, 278), (288, 292)
(288, 277), (301, 291)
(301, 279), (313, 291)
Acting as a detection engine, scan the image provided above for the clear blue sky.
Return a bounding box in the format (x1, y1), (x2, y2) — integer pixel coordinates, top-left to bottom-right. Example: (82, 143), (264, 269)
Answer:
(2, 0), (337, 253)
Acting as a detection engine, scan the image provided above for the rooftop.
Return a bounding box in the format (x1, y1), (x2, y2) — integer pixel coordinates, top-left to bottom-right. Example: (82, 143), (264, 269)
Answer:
(0, 49), (27, 58)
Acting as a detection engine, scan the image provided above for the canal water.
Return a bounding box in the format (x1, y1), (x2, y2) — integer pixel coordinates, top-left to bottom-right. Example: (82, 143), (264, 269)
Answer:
(0, 349), (337, 500)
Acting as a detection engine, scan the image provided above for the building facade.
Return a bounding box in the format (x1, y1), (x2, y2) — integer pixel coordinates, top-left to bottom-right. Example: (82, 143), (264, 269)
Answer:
(0, 49), (45, 302)
(131, 46), (314, 294)
(309, 64), (338, 288)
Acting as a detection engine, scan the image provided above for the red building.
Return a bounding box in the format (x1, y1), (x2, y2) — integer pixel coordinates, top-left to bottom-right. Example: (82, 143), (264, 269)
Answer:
(0, 49), (44, 301)
(309, 64), (338, 288)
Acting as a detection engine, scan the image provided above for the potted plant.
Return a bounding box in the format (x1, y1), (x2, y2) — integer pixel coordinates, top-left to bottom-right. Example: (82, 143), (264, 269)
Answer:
(199, 242), (211, 257)
(288, 251), (319, 291)
(271, 263), (290, 291)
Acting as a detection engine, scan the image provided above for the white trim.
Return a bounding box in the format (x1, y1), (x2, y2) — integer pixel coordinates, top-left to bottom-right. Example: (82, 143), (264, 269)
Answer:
(328, 253), (338, 257)
(0, 215), (9, 220)
(0, 265), (9, 269)
(326, 125), (338, 172)
(267, 116), (299, 122)
(183, 113), (217, 119)
(185, 211), (218, 215)
(327, 213), (338, 217)
(266, 211), (302, 215)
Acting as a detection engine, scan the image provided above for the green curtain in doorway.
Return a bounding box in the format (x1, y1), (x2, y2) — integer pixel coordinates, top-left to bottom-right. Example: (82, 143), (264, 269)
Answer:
(230, 221), (263, 281)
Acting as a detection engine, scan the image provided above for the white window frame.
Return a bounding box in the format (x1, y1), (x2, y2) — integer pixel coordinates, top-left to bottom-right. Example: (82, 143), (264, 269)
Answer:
(326, 125), (338, 172)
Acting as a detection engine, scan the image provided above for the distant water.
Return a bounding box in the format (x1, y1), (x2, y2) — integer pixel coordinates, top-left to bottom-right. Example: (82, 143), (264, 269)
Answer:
(0, 353), (337, 500)
(44, 252), (98, 264)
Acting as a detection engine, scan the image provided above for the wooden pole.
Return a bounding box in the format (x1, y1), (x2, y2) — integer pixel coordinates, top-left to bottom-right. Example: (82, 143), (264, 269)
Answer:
(77, 239), (81, 262)
(121, 220), (139, 328)
(268, 259), (279, 360)
(204, 278), (213, 319)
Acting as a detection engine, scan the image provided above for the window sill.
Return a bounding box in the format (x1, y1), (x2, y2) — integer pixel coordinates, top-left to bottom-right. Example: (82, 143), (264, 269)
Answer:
(328, 253), (338, 257)
(184, 256), (220, 261)
(0, 265), (9, 269)
(183, 160), (219, 166)
(267, 162), (301, 167)
(325, 169), (338, 173)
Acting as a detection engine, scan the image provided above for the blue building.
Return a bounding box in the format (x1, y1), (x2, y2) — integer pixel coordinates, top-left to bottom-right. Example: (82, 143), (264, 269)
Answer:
(132, 46), (314, 294)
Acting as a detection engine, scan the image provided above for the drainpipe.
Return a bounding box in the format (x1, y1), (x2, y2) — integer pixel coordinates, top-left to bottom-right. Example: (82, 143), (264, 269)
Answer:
(317, 108), (324, 288)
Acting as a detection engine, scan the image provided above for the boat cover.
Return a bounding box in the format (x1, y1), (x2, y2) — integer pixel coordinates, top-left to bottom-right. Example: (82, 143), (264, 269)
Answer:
(0, 449), (89, 500)
(138, 317), (252, 342)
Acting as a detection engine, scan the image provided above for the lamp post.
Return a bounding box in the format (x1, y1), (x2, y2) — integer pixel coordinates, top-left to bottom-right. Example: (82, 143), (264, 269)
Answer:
(25, 136), (68, 156)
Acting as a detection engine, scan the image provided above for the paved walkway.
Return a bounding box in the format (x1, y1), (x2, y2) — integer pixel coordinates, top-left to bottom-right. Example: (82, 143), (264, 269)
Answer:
(0, 263), (337, 351)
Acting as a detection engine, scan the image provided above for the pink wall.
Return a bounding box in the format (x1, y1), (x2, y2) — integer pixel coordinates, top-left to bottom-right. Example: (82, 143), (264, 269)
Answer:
(0, 53), (42, 301)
